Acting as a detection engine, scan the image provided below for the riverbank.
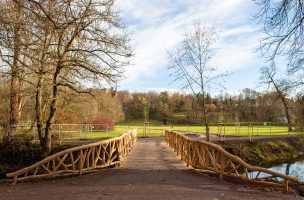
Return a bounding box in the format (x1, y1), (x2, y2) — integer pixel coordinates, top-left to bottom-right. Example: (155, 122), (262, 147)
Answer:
(217, 136), (304, 167)
(217, 136), (304, 196)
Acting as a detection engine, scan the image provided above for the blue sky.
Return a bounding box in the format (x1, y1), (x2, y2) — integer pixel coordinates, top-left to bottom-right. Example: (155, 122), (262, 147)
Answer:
(115, 0), (271, 94)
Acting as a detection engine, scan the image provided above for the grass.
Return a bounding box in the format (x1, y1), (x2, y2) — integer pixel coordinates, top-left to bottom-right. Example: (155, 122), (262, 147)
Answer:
(2, 121), (298, 140)
(58, 124), (299, 140)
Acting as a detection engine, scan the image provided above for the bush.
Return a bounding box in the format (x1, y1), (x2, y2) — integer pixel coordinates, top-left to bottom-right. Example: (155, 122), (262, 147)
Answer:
(0, 134), (42, 164)
(91, 116), (115, 131)
(51, 132), (63, 145)
(295, 125), (304, 133)
(0, 134), (44, 173)
(0, 134), (73, 178)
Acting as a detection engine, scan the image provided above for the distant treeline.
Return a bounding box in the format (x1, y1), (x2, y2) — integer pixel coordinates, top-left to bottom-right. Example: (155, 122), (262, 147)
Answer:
(0, 80), (303, 127)
(116, 89), (304, 126)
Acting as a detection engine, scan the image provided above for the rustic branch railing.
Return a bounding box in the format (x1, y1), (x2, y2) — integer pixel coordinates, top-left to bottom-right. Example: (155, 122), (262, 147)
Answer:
(7, 129), (137, 184)
(165, 130), (298, 191)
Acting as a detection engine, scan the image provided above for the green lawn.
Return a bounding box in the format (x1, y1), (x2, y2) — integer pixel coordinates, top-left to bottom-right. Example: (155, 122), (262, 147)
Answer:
(61, 124), (298, 139)
(1, 123), (298, 140)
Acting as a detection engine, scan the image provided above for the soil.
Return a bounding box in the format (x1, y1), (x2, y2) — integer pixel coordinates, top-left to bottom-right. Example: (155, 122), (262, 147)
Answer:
(0, 137), (301, 200)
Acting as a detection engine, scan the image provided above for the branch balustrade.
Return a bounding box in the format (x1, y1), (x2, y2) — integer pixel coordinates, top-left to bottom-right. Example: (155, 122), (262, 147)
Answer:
(6, 129), (137, 184)
(165, 130), (299, 192)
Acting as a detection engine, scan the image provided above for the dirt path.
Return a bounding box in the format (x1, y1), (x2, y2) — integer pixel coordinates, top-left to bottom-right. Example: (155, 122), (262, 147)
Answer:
(0, 138), (301, 200)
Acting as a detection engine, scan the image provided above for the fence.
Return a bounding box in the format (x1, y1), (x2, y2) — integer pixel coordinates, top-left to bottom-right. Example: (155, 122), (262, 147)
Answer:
(1, 122), (302, 142)
(6, 129), (137, 184)
(52, 124), (111, 139)
(0, 124), (113, 141)
(165, 130), (299, 191)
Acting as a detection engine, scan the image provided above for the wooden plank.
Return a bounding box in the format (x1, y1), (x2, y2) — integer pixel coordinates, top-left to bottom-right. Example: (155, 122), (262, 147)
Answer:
(255, 171), (261, 179)
(54, 154), (69, 172)
(70, 153), (75, 171)
(86, 148), (93, 169)
(226, 164), (241, 175)
(78, 149), (83, 175)
(41, 164), (52, 174)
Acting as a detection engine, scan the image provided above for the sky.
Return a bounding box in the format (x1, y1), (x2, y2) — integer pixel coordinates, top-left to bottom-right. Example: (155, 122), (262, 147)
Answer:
(115, 0), (271, 94)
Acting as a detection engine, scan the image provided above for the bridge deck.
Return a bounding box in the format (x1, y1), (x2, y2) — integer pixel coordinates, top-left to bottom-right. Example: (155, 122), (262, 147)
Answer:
(0, 138), (300, 200)
(120, 137), (187, 170)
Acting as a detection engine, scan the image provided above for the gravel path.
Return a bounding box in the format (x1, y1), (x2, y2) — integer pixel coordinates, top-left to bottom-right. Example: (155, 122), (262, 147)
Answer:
(0, 137), (301, 200)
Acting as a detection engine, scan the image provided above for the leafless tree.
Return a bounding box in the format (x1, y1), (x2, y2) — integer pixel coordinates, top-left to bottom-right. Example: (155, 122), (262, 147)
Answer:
(0, 0), (30, 136)
(1, 0), (132, 154)
(35, 0), (131, 154)
(255, 0), (304, 83)
(167, 24), (229, 142)
(259, 63), (293, 131)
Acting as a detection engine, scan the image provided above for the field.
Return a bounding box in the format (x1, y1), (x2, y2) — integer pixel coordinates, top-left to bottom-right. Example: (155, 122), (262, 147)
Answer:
(66, 124), (298, 139)
(0, 121), (299, 140)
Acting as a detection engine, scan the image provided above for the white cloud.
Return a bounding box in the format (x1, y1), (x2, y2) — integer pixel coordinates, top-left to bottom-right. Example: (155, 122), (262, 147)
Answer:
(212, 31), (263, 72)
(115, 0), (263, 91)
(221, 26), (260, 38)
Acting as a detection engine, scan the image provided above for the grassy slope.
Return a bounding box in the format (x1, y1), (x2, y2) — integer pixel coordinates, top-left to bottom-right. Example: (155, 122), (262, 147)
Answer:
(220, 137), (304, 166)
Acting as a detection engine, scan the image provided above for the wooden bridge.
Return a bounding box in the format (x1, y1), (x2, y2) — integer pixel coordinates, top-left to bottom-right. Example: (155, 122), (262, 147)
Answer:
(165, 130), (298, 191)
(4, 129), (300, 199)
(6, 130), (137, 184)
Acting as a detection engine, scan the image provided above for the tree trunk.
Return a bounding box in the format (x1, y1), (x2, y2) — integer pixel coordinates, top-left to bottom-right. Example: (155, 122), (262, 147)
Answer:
(285, 163), (290, 175)
(9, 70), (20, 136)
(35, 72), (44, 144)
(271, 77), (293, 132)
(9, 0), (22, 136)
(268, 75), (292, 132)
(41, 133), (52, 156)
(205, 121), (210, 142)
(42, 66), (61, 155)
(281, 97), (292, 132)
(35, 27), (51, 155)
(201, 95), (210, 142)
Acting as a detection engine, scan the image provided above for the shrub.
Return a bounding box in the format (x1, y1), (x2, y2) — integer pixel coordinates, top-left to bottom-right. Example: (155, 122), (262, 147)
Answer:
(0, 134), (73, 178)
(0, 134), (44, 170)
(91, 116), (115, 131)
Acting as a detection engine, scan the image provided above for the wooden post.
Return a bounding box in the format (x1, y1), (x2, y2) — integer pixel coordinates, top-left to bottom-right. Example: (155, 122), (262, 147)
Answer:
(13, 176), (17, 185)
(144, 122), (149, 137)
(78, 150), (83, 175)
(220, 153), (224, 179)
(283, 180), (289, 192)
(223, 124), (226, 142)
(58, 124), (61, 139)
(117, 140), (121, 165)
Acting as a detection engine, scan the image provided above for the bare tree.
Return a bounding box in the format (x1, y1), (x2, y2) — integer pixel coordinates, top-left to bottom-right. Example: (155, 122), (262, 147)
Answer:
(0, 0), (28, 136)
(0, 71), (10, 133)
(167, 24), (228, 142)
(260, 63), (293, 131)
(35, 0), (131, 154)
(0, 0), (132, 154)
(255, 0), (304, 82)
